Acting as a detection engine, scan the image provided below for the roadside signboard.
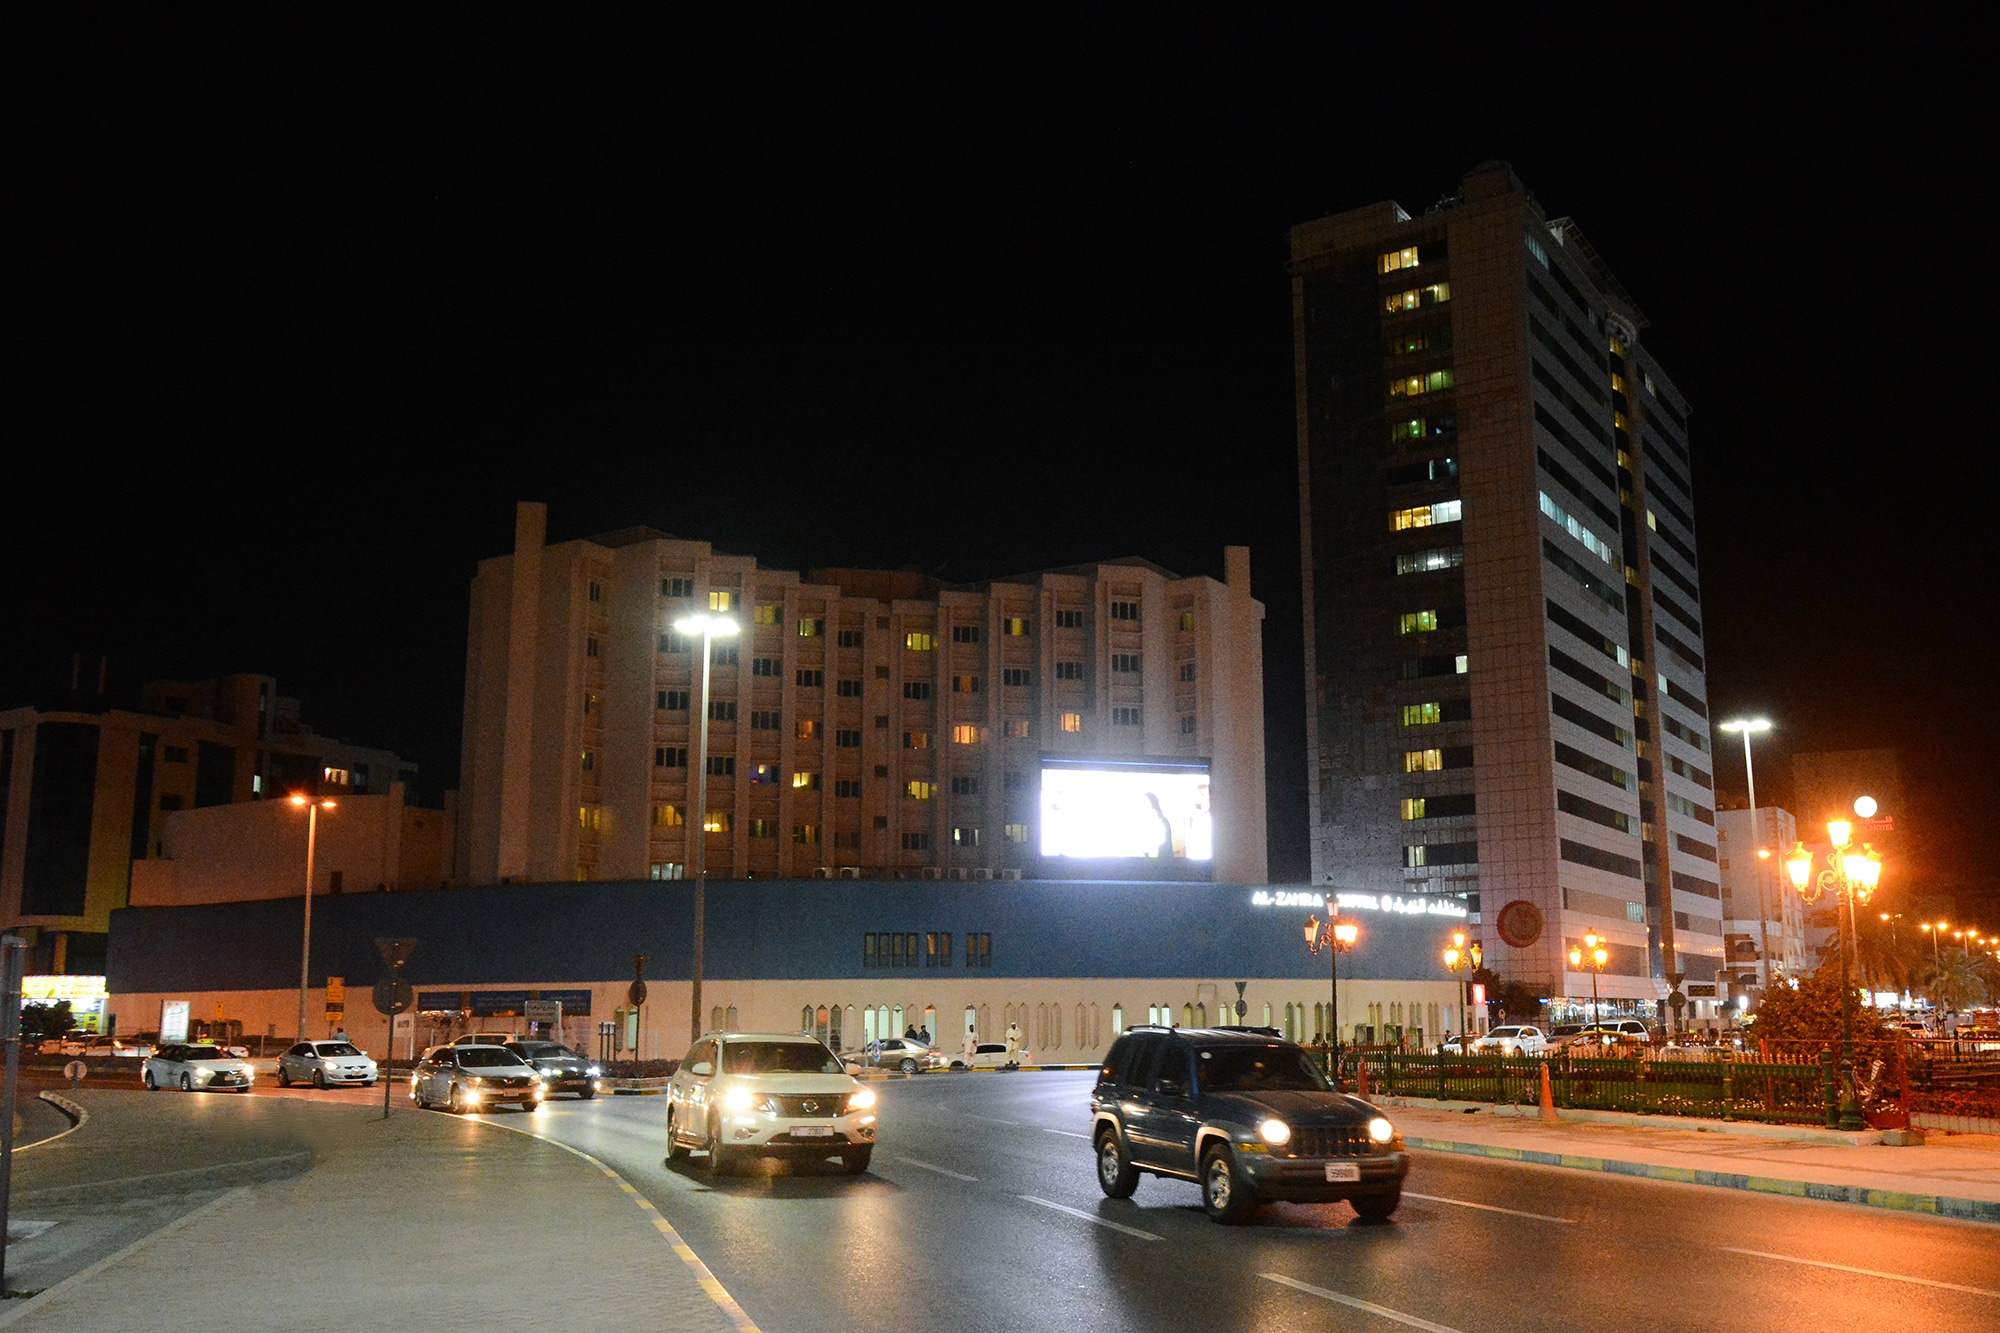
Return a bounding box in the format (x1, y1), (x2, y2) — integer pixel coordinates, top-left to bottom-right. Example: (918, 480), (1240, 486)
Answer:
(160, 1000), (190, 1043)
(523, 999), (562, 1023)
(326, 976), (345, 1005)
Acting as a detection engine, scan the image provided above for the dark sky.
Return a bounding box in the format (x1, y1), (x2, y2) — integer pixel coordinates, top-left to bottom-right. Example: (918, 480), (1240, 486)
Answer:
(11, 12), (1994, 913)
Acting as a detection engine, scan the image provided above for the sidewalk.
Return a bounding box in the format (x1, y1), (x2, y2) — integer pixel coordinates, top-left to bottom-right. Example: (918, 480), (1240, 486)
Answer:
(1, 1095), (751, 1332)
(1377, 1097), (2000, 1222)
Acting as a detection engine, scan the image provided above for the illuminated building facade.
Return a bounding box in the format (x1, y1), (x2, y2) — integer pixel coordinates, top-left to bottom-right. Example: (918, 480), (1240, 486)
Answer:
(457, 504), (1268, 888)
(1291, 162), (1720, 1014)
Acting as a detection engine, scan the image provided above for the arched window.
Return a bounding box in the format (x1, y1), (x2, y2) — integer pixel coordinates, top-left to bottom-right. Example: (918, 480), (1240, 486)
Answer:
(978, 1003), (990, 1038)
(1283, 1002), (1295, 1041)
(893, 1004), (905, 1036)
(964, 1005), (976, 1038)
(1091, 1003), (1101, 1048)
(844, 1005), (856, 1045)
(801, 1005), (813, 1034)
(829, 1006), (843, 1050)
(1004, 1003), (1015, 1031)
(1181, 1003), (1194, 1029)
(712, 1006), (725, 1032)
(816, 1006), (831, 1043)
(725, 1004), (739, 1031)
(923, 1004), (936, 1038)
(1262, 1002), (1272, 1029)
(1075, 1003), (1086, 1049)
(1111, 1004), (1124, 1037)
(1194, 1002), (1206, 1028)
(864, 1007), (878, 1043)
(878, 1005), (891, 1039)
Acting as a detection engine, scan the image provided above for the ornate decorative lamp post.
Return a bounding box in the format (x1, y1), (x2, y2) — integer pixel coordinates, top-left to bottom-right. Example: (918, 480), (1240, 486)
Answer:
(1304, 904), (1359, 1080)
(1568, 933), (1609, 1028)
(1442, 931), (1482, 1053)
(1786, 801), (1882, 1132)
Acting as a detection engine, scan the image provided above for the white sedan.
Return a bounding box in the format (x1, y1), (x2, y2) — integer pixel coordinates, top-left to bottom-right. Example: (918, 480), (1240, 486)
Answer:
(1473, 1025), (1548, 1056)
(278, 1039), (379, 1088)
(144, 1043), (256, 1093)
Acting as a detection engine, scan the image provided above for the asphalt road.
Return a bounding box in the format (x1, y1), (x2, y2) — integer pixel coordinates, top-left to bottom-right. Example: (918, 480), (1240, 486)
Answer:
(505, 1070), (2000, 1333)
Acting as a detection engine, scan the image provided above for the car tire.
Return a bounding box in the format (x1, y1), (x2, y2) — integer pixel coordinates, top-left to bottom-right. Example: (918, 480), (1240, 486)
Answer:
(1094, 1127), (1140, 1199)
(278, 1067), (291, 1088)
(1200, 1143), (1258, 1225)
(448, 1084), (465, 1114)
(312, 1069), (327, 1089)
(841, 1146), (872, 1175)
(180, 1073), (193, 1092)
(525, 1098), (542, 1113)
(1351, 1188), (1402, 1223)
(579, 1085), (596, 1100)
(144, 1070), (157, 1090)
(950, 1060), (965, 1071)
(363, 1079), (376, 1088)
(899, 1058), (918, 1075)
(666, 1109), (691, 1161)
(705, 1116), (735, 1177)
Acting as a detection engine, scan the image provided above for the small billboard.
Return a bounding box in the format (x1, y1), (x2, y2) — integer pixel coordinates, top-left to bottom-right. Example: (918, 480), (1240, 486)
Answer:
(1039, 759), (1212, 862)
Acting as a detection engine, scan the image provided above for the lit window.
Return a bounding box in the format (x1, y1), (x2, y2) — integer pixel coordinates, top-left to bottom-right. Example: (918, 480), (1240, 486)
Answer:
(1178, 611), (1196, 631)
(1112, 706), (1141, 726)
(951, 724), (980, 744)
(703, 811), (731, 833)
(798, 617), (823, 637)
(797, 719), (819, 740)
(1387, 369), (1455, 399)
(1391, 500), (1462, 531)
(1005, 719), (1031, 739)
(1383, 282), (1449, 313)
(903, 731), (930, 750)
(752, 604), (780, 625)
(792, 771), (819, 789)
(577, 805), (604, 832)
(1059, 712), (1082, 733)
(953, 827), (980, 846)
(1539, 492), (1617, 566)
(1396, 547), (1464, 575)
(323, 767), (350, 785)
(905, 632), (935, 651)
(793, 825), (819, 845)
(1378, 246), (1420, 273)
(1404, 748), (1443, 773)
(579, 751), (594, 772)
(1003, 617), (1032, 636)
(1004, 822), (1029, 843)
(1401, 798), (1426, 820)
(709, 591), (733, 611)
(1456, 655), (1469, 673)
(906, 781), (934, 800)
(1397, 611), (1439, 635)
(952, 675), (981, 693)
(650, 862), (685, 880)
(1610, 372), (1627, 396)
(1400, 703), (1442, 727)
(653, 804), (683, 827)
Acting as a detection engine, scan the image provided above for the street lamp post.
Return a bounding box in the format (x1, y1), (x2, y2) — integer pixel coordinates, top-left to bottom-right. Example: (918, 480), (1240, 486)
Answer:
(1304, 904), (1359, 1084)
(288, 793), (336, 1044)
(675, 612), (739, 1046)
(1719, 719), (1775, 999)
(1442, 931), (1482, 1053)
(1786, 801), (1883, 1132)
(1568, 933), (1609, 1027)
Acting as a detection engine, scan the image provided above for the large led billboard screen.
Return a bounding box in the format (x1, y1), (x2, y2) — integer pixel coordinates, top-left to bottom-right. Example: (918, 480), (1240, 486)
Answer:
(1040, 761), (1212, 861)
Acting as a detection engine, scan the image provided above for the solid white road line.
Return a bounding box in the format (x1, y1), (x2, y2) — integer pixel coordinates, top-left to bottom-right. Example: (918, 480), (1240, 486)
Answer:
(1403, 1192), (1576, 1224)
(1019, 1195), (1163, 1240)
(1043, 1128), (1091, 1139)
(1263, 1273), (1466, 1333)
(893, 1156), (979, 1182)
(1721, 1247), (2000, 1299)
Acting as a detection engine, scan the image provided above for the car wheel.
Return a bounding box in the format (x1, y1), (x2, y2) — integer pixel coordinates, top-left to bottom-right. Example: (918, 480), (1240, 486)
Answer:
(1351, 1188), (1402, 1223)
(525, 1098), (542, 1113)
(666, 1109), (691, 1161)
(899, 1058), (918, 1075)
(1094, 1127), (1139, 1199)
(181, 1073), (193, 1092)
(705, 1116), (735, 1177)
(312, 1069), (327, 1089)
(579, 1085), (596, 1100)
(841, 1146), (872, 1175)
(278, 1067), (291, 1088)
(950, 1060), (965, 1071)
(144, 1070), (157, 1090)
(448, 1084), (464, 1114)
(1200, 1143), (1258, 1225)
(363, 1078), (377, 1088)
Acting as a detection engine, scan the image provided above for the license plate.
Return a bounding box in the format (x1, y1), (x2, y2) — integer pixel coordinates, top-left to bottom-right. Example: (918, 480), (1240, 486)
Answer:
(1324, 1162), (1361, 1182)
(791, 1125), (834, 1137)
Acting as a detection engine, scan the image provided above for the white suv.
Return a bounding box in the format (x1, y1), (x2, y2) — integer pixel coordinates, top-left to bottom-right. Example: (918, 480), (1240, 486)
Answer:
(668, 1033), (877, 1176)
(1474, 1025), (1548, 1055)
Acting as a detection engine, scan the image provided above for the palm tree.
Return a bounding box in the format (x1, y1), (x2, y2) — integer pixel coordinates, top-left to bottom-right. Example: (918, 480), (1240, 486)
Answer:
(1920, 948), (1989, 1015)
(1851, 912), (1920, 994)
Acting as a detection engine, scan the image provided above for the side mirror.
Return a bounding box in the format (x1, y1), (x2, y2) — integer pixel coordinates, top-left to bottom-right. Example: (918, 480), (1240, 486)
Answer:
(689, 1061), (714, 1077)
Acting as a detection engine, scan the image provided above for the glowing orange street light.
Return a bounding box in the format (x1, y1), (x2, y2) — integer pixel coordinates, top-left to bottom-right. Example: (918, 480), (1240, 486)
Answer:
(1568, 931), (1610, 1026)
(288, 793), (337, 1044)
(1305, 903), (1360, 1076)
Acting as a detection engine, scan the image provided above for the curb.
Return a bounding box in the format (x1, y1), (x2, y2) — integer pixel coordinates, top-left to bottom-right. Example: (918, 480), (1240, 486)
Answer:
(1377, 1096), (1881, 1146)
(1406, 1136), (2000, 1223)
(17, 1091), (89, 1153)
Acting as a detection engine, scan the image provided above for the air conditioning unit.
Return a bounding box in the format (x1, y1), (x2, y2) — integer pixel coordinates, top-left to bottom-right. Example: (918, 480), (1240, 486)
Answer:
(949, 868), (968, 881)
(813, 867), (832, 879)
(921, 867), (943, 881)
(838, 866), (861, 880)
(999, 868), (1022, 881)
(971, 868), (993, 881)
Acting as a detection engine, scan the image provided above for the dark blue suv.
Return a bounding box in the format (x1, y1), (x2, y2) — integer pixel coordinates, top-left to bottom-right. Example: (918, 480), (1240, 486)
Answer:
(1090, 1027), (1409, 1223)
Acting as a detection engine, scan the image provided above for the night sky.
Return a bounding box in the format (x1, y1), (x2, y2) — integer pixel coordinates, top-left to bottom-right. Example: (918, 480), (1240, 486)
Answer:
(11, 13), (1993, 913)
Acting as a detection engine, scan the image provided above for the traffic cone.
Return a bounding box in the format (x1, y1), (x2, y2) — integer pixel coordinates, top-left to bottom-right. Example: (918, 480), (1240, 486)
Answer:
(1539, 1060), (1559, 1123)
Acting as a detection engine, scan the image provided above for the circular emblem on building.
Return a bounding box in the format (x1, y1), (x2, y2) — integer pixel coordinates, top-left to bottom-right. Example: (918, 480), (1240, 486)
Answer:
(1495, 900), (1545, 949)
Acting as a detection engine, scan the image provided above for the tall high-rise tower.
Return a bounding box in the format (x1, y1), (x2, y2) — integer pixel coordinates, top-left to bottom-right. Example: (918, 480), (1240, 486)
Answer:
(1291, 163), (1721, 1023)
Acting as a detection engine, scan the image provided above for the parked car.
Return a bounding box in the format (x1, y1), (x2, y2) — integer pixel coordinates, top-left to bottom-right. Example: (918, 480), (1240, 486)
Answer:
(1564, 1032), (1645, 1057)
(667, 1033), (876, 1175)
(450, 1032), (519, 1047)
(845, 1037), (947, 1075)
(951, 1041), (1017, 1070)
(1474, 1026), (1548, 1056)
(1090, 1027), (1408, 1224)
(278, 1040), (379, 1088)
(144, 1043), (256, 1092)
(1437, 1034), (1472, 1054)
(506, 1040), (603, 1099)
(411, 1045), (543, 1113)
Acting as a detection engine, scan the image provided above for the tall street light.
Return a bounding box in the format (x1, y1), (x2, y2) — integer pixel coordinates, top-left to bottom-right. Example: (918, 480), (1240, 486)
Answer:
(1442, 931), (1482, 1053)
(1719, 718), (1775, 999)
(675, 611), (738, 1045)
(288, 793), (336, 1044)
(1568, 932), (1609, 1027)
(1920, 920), (1948, 973)
(1786, 799), (1882, 1132)
(1304, 904), (1359, 1082)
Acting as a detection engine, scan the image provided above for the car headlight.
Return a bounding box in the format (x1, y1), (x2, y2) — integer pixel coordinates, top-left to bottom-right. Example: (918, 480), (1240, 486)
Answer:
(1259, 1118), (1291, 1145)
(470, 1076), (485, 1086)
(586, 1064), (601, 1077)
(1368, 1116), (1395, 1143)
(847, 1087), (876, 1111)
(721, 1086), (758, 1113)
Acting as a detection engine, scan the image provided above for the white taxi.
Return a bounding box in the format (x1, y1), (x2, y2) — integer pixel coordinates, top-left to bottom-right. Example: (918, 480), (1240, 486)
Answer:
(667, 1032), (877, 1176)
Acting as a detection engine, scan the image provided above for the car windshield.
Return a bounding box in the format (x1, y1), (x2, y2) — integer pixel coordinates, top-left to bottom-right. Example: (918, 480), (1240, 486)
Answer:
(1196, 1045), (1331, 1093)
(183, 1046), (226, 1060)
(1490, 1027), (1523, 1038)
(726, 1041), (840, 1074)
(512, 1043), (560, 1057)
(314, 1043), (361, 1057)
(457, 1049), (528, 1068)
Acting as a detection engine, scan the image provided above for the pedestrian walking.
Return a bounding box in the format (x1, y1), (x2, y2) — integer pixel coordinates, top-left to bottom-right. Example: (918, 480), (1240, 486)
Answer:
(961, 1027), (977, 1067)
(1004, 1021), (1021, 1068)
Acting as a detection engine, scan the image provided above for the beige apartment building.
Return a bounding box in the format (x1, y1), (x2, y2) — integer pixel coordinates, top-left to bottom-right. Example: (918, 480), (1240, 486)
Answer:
(457, 504), (1268, 887)
(1, 667), (411, 974)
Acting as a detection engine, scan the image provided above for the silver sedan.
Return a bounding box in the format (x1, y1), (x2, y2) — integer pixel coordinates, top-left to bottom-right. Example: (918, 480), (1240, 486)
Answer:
(278, 1039), (379, 1088)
